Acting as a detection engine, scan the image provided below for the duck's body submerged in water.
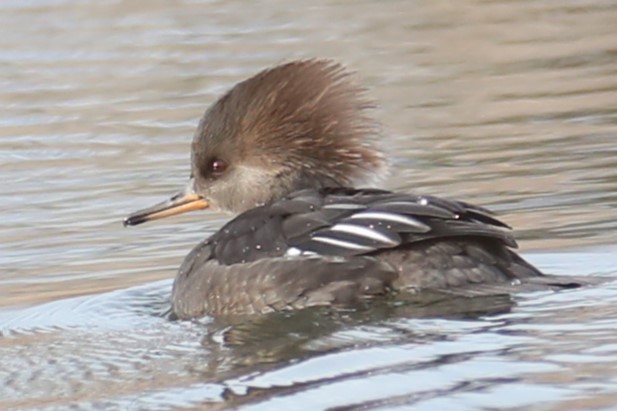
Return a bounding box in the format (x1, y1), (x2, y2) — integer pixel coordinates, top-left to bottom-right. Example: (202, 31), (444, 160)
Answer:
(125, 59), (588, 318)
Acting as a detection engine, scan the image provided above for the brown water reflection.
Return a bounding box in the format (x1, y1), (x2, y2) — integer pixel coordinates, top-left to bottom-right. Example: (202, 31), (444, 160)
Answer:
(1, 0), (616, 409)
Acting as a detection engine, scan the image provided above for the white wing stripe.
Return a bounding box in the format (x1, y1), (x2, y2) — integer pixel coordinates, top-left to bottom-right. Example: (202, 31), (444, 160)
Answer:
(285, 247), (318, 257)
(323, 203), (366, 210)
(349, 211), (430, 231)
(310, 236), (375, 251)
(285, 247), (302, 256)
(330, 223), (398, 245)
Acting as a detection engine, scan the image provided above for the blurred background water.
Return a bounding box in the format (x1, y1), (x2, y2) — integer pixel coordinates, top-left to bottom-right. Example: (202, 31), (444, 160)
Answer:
(1, 0), (616, 410)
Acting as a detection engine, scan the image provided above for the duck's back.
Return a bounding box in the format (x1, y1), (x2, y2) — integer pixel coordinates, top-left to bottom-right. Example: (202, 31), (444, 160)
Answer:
(171, 188), (582, 317)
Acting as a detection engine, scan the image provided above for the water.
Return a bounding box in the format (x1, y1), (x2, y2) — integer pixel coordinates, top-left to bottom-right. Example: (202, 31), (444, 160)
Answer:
(1, 0), (616, 409)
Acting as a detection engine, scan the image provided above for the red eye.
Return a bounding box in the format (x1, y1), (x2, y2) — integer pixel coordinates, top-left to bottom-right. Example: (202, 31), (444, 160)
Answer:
(210, 159), (228, 174)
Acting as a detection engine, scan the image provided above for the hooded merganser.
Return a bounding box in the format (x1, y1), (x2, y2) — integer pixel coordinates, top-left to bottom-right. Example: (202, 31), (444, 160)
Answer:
(124, 59), (586, 318)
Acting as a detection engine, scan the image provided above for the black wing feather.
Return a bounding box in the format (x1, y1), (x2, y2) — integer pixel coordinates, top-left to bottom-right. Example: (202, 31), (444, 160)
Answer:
(204, 188), (518, 265)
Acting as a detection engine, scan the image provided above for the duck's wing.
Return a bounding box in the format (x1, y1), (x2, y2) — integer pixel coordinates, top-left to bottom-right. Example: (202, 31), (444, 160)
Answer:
(201, 187), (515, 265)
(283, 188), (516, 257)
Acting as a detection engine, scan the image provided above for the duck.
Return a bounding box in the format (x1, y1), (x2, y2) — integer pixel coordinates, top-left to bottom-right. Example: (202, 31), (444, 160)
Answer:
(124, 59), (587, 318)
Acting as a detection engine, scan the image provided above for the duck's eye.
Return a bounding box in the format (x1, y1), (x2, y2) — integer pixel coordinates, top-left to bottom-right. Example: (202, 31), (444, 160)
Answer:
(208, 159), (228, 175)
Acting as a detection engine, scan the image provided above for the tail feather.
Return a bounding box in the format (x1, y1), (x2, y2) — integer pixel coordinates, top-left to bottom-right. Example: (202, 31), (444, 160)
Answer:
(434, 274), (604, 298)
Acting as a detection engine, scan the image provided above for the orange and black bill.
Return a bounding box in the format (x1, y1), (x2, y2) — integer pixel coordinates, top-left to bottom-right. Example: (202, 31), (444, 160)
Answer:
(124, 188), (209, 226)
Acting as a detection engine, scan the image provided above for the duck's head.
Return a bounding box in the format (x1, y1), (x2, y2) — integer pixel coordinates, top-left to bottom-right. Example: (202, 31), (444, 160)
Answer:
(124, 59), (387, 226)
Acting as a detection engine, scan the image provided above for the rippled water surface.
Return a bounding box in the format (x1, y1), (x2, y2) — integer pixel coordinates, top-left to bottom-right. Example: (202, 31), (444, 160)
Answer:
(1, 0), (616, 410)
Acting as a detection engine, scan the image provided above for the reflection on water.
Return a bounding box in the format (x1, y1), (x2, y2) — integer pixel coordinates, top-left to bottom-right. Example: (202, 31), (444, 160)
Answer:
(1, 0), (616, 410)
(2, 251), (616, 410)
